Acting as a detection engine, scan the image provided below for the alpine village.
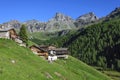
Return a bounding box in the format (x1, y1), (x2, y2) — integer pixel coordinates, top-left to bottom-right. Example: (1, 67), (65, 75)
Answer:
(0, 4), (120, 80)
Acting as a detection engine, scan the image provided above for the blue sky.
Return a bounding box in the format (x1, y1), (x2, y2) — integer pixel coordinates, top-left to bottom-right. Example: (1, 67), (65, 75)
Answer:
(0, 0), (120, 23)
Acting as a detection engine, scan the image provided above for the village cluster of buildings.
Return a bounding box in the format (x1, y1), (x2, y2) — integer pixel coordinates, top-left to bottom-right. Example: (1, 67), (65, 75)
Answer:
(29, 45), (68, 61)
(0, 27), (69, 61)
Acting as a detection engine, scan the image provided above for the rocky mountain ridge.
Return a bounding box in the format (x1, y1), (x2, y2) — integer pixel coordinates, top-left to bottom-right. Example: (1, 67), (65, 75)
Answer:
(1, 7), (120, 33)
(75, 12), (98, 27)
(0, 12), (99, 32)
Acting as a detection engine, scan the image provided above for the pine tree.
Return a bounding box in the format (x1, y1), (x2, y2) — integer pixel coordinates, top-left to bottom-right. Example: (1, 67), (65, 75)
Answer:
(19, 24), (28, 46)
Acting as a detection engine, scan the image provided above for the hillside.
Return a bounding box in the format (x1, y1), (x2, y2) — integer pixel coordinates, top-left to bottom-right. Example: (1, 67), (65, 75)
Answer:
(0, 39), (111, 80)
(45, 18), (120, 71)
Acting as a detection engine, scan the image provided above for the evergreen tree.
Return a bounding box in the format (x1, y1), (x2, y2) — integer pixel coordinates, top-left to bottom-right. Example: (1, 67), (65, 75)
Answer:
(19, 24), (28, 46)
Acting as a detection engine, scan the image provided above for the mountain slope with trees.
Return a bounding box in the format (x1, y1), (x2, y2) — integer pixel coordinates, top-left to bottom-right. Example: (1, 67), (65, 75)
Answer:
(67, 19), (120, 71)
(45, 18), (120, 71)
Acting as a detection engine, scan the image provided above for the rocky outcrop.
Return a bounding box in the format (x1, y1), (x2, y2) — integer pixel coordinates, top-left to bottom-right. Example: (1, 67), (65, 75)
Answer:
(54, 13), (74, 22)
(74, 12), (98, 27)
(24, 20), (46, 32)
(1, 20), (21, 29)
(45, 13), (76, 32)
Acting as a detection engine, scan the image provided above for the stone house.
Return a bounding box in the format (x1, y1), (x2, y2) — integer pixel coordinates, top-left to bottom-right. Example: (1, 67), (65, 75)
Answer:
(0, 28), (25, 47)
(0, 28), (17, 39)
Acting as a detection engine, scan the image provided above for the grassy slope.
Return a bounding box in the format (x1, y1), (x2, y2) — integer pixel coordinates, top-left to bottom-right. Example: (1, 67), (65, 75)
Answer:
(29, 32), (54, 44)
(0, 39), (111, 80)
(29, 32), (52, 40)
(103, 71), (120, 80)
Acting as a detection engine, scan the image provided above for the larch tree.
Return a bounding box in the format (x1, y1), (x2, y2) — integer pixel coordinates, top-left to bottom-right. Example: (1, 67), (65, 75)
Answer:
(19, 24), (28, 46)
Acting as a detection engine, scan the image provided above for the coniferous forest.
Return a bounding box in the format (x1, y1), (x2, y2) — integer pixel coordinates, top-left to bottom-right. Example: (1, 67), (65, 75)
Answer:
(41, 19), (120, 71)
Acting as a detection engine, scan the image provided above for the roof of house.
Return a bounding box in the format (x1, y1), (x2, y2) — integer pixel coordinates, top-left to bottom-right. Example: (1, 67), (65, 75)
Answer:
(39, 45), (48, 48)
(0, 28), (15, 32)
(30, 45), (48, 52)
(53, 48), (68, 51)
(51, 48), (68, 55)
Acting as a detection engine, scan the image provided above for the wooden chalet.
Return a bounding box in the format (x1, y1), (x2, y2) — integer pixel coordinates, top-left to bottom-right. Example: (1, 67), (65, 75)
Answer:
(29, 45), (48, 57)
(30, 45), (68, 60)
(49, 48), (68, 59)
(0, 28), (18, 39)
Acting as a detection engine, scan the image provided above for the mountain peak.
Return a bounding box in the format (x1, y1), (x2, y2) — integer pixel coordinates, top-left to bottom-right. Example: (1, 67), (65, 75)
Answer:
(1, 20), (21, 29)
(75, 12), (98, 27)
(45, 12), (76, 32)
(52, 12), (74, 22)
(77, 12), (98, 21)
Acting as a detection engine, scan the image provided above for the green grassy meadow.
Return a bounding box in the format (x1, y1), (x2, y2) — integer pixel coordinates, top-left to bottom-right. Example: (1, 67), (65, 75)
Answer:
(102, 71), (120, 80)
(0, 39), (112, 80)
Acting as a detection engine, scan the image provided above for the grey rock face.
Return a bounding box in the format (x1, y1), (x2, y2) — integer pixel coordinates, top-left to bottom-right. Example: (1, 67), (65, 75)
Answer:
(54, 13), (73, 22)
(75, 12), (98, 27)
(45, 13), (76, 32)
(24, 20), (46, 32)
(0, 20), (46, 33)
(1, 20), (21, 29)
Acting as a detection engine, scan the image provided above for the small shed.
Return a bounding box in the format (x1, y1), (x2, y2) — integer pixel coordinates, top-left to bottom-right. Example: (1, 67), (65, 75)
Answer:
(0, 28), (17, 39)
(29, 45), (48, 57)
